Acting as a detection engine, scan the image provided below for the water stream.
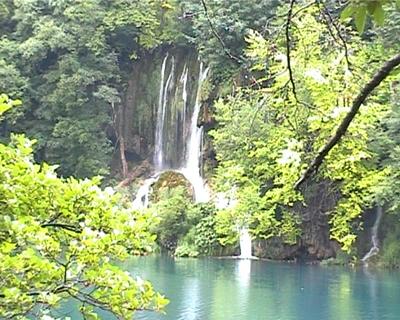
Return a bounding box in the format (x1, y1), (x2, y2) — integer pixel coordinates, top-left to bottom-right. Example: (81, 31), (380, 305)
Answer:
(154, 54), (170, 171)
(362, 206), (384, 264)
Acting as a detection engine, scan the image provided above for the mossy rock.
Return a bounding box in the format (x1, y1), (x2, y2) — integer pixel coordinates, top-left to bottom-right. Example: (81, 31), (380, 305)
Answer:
(151, 170), (193, 202)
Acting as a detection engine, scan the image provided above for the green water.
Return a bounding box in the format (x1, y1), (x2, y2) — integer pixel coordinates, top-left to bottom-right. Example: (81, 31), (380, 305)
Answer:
(59, 255), (400, 320)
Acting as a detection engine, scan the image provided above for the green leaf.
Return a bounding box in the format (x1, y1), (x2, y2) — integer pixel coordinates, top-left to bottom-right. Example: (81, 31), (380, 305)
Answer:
(373, 4), (385, 25)
(354, 7), (367, 33)
(340, 5), (355, 20)
(367, 1), (377, 14)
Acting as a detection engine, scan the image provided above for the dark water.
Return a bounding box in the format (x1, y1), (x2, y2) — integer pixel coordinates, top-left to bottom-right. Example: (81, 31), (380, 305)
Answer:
(59, 256), (400, 320)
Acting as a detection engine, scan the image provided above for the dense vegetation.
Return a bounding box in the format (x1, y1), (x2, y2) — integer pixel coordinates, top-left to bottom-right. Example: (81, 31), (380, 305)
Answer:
(1, 0), (400, 318)
(0, 95), (167, 319)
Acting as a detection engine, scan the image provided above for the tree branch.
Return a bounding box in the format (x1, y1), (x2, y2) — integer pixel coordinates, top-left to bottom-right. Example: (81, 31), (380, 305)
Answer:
(295, 52), (400, 189)
(0, 285), (69, 299)
(200, 0), (243, 65)
(286, 0), (298, 101)
(41, 223), (82, 233)
(319, 2), (351, 69)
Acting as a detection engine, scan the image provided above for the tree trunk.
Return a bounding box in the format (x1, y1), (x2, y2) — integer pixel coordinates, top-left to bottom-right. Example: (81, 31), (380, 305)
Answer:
(111, 101), (128, 178)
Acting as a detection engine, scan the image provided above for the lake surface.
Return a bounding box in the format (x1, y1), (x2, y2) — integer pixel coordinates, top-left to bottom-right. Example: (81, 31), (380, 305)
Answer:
(59, 255), (400, 320)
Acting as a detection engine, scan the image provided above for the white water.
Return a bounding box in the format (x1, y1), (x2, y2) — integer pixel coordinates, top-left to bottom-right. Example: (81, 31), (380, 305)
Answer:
(362, 206), (384, 264)
(180, 64), (188, 138)
(239, 228), (253, 259)
(214, 189), (238, 210)
(154, 54), (169, 170)
(154, 55), (176, 170)
(181, 62), (210, 203)
(132, 175), (160, 210)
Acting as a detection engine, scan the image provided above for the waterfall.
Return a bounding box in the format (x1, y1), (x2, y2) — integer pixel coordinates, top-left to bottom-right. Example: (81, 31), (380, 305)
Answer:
(154, 54), (169, 170)
(133, 52), (210, 207)
(239, 228), (253, 259)
(181, 62), (210, 203)
(362, 206), (384, 264)
(181, 64), (188, 137)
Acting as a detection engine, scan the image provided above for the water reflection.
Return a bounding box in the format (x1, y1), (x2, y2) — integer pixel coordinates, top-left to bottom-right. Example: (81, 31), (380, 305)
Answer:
(180, 278), (200, 320)
(236, 259), (251, 287)
(62, 256), (400, 320)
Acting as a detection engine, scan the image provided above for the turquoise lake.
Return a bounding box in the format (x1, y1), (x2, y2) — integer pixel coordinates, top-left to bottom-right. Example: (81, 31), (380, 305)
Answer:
(58, 255), (400, 320)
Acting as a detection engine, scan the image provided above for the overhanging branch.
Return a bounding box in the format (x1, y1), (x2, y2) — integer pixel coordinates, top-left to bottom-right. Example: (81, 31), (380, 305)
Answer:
(200, 0), (243, 65)
(295, 52), (400, 189)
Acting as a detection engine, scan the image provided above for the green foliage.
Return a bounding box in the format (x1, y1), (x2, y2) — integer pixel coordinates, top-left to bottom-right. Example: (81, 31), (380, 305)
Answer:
(175, 231), (199, 258)
(175, 209), (219, 257)
(0, 131), (167, 319)
(193, 213), (219, 254)
(372, 85), (400, 213)
(180, 0), (279, 81)
(0, 94), (21, 116)
(0, 0), (180, 178)
(152, 187), (220, 255)
(174, 244), (199, 258)
(381, 226), (400, 268)
(152, 186), (194, 251)
(341, 0), (400, 32)
(210, 5), (395, 252)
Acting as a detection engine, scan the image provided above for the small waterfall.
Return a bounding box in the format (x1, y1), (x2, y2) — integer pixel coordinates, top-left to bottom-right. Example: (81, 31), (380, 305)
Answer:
(239, 228), (253, 259)
(362, 206), (384, 264)
(132, 175), (160, 209)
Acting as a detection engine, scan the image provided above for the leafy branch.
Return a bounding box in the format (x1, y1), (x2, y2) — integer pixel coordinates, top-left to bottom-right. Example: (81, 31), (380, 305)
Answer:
(295, 52), (400, 189)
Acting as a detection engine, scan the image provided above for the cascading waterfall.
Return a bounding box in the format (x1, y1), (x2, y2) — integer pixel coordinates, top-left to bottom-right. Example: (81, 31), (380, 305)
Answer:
(181, 62), (210, 203)
(154, 54), (173, 171)
(362, 206), (384, 264)
(133, 53), (210, 207)
(132, 52), (253, 258)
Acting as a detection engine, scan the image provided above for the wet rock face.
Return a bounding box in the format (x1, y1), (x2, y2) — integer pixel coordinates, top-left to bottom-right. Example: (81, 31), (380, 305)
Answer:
(254, 181), (341, 261)
(121, 46), (201, 168)
(298, 181), (341, 260)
